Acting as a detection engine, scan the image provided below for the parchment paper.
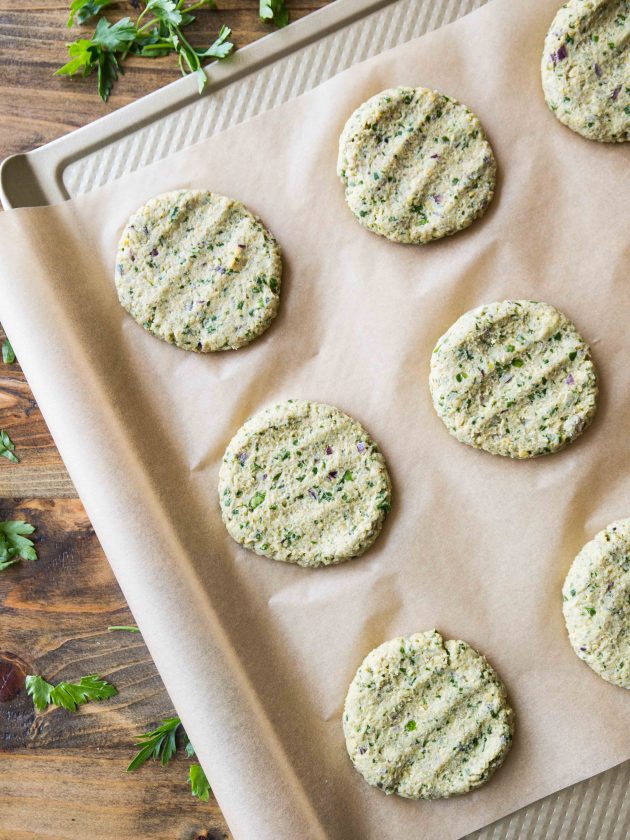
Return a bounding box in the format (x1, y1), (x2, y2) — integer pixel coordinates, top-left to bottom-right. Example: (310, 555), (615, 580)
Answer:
(0, 0), (628, 837)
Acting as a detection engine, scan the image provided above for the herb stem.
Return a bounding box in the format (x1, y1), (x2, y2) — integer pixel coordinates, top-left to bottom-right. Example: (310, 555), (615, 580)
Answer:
(174, 25), (200, 69)
(136, 16), (159, 34)
(184, 0), (212, 12)
(135, 5), (150, 26)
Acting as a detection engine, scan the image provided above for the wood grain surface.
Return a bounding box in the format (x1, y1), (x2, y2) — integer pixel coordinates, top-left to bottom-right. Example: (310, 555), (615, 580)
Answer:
(0, 2), (329, 837)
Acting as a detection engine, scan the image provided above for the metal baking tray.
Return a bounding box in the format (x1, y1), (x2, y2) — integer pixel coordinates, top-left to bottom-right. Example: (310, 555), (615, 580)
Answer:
(1, 0), (627, 835)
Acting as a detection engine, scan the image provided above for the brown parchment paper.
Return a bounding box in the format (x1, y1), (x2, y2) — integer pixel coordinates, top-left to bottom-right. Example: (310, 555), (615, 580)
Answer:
(0, 0), (629, 837)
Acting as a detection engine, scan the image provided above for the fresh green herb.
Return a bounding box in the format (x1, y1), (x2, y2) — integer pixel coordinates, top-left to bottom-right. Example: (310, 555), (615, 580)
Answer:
(56, 17), (137, 101)
(188, 763), (211, 800)
(128, 716), (209, 800)
(127, 716), (182, 770)
(184, 737), (211, 800)
(410, 205), (428, 224)
(405, 720), (417, 731)
(585, 607), (596, 617)
(68, 0), (113, 27)
(108, 624), (140, 632)
(0, 430), (18, 463)
(25, 675), (55, 711)
(249, 491), (266, 510)
(342, 470), (353, 482)
(138, 2), (233, 93)
(25, 673), (117, 712)
(57, 1), (234, 101)
(0, 520), (37, 570)
(259, 0), (288, 28)
(511, 358), (524, 368)
(569, 351), (577, 361)
(2, 338), (15, 365)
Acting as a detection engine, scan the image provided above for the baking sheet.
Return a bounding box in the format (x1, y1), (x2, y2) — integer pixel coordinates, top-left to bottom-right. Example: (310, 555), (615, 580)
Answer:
(0, 0), (486, 208)
(0, 0), (629, 837)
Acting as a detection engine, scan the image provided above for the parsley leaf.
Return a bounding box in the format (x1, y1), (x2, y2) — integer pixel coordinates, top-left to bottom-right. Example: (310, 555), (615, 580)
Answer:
(93, 15), (137, 50)
(50, 674), (117, 710)
(127, 716), (182, 771)
(97, 50), (123, 101)
(260, 0), (289, 28)
(25, 673), (117, 712)
(68, 0), (113, 28)
(25, 675), (53, 711)
(196, 24), (233, 59)
(189, 763), (211, 800)
(56, 17), (136, 101)
(145, 0), (183, 27)
(183, 731), (211, 799)
(0, 430), (18, 463)
(168, 22), (233, 93)
(249, 490), (266, 510)
(129, 716), (210, 800)
(2, 338), (15, 365)
(55, 38), (96, 77)
(0, 520), (37, 570)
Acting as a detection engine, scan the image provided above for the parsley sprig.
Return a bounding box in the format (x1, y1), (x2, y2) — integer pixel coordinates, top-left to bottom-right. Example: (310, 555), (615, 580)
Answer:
(0, 520), (37, 570)
(0, 430), (18, 463)
(57, 0), (234, 101)
(259, 0), (289, 28)
(25, 673), (118, 712)
(127, 715), (183, 770)
(69, 0), (289, 30)
(128, 715), (210, 800)
(2, 338), (15, 364)
(189, 762), (211, 800)
(56, 17), (137, 101)
(68, 0), (114, 28)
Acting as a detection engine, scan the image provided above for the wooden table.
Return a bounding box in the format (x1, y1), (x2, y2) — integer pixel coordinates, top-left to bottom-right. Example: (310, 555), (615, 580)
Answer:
(0, 3), (328, 836)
